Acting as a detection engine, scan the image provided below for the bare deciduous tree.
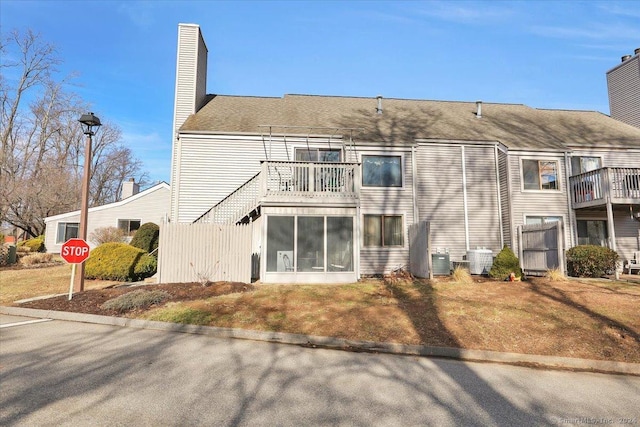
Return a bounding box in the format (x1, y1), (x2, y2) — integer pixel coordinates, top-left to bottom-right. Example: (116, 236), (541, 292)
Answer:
(1, 29), (148, 238)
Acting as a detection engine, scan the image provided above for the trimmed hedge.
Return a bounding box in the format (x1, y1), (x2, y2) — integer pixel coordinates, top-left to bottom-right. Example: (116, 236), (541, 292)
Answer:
(20, 236), (45, 253)
(566, 245), (618, 278)
(130, 222), (159, 254)
(489, 246), (523, 280)
(85, 242), (157, 281)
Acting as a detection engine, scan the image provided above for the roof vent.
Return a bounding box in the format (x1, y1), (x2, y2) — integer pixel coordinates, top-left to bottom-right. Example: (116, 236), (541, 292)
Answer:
(635, 47), (640, 55)
(475, 100), (482, 118)
(376, 95), (383, 115)
(622, 54), (632, 62)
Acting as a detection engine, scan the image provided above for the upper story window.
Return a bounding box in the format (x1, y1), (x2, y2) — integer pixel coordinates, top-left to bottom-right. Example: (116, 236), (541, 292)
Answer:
(362, 155), (402, 187)
(571, 156), (601, 175)
(295, 148), (341, 162)
(56, 222), (79, 244)
(522, 159), (559, 190)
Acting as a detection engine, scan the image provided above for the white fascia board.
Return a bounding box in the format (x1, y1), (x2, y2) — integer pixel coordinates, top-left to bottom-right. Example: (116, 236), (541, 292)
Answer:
(44, 182), (170, 223)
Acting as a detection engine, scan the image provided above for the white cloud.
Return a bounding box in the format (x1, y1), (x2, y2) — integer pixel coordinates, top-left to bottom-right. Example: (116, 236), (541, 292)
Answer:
(412, 1), (515, 24)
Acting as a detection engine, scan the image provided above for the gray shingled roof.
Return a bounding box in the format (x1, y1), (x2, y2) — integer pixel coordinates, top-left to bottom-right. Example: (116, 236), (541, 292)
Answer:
(180, 94), (640, 150)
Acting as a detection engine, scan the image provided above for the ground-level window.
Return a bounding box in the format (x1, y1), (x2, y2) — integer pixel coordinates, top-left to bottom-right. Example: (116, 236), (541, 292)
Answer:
(363, 214), (404, 247)
(362, 155), (402, 187)
(266, 215), (353, 273)
(525, 216), (562, 225)
(522, 159), (559, 190)
(118, 219), (141, 236)
(56, 222), (79, 244)
(577, 220), (608, 246)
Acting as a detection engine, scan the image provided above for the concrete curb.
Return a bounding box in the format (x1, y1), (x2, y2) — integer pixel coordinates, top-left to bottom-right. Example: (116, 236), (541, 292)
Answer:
(2, 305), (639, 376)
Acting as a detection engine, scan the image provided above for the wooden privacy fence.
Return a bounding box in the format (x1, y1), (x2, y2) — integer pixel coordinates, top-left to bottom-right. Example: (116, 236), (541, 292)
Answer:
(408, 220), (432, 279)
(158, 222), (254, 284)
(518, 222), (565, 276)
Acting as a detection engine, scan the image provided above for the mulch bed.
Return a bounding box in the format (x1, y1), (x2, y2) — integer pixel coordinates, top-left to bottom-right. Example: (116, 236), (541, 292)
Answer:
(17, 282), (255, 316)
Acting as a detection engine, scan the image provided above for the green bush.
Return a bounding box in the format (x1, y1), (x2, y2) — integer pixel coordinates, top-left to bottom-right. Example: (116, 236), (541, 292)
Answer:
(566, 245), (619, 278)
(101, 289), (169, 313)
(489, 246), (523, 280)
(130, 222), (159, 254)
(20, 236), (45, 253)
(85, 242), (157, 281)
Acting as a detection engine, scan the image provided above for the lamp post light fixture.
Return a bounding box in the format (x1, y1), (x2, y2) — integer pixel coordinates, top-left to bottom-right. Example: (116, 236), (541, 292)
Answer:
(74, 112), (101, 292)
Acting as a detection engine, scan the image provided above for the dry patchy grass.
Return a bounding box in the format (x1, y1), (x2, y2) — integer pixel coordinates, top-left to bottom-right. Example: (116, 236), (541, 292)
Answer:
(5, 265), (640, 363)
(0, 264), (118, 304)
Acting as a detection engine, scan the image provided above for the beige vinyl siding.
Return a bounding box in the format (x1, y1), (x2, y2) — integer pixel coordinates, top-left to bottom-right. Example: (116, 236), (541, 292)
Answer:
(171, 24), (208, 220)
(415, 144), (467, 261)
(509, 153), (571, 255)
(464, 145), (502, 253)
(44, 185), (170, 253)
(358, 147), (414, 275)
(613, 208), (640, 261)
(607, 55), (640, 128)
(174, 135), (352, 223)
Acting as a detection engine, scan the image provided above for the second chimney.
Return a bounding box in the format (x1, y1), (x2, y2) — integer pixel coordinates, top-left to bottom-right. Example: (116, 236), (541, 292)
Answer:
(476, 100), (482, 118)
(121, 178), (140, 200)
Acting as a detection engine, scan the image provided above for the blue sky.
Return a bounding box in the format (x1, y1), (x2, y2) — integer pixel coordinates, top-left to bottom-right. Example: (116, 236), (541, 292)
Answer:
(2, 0), (639, 184)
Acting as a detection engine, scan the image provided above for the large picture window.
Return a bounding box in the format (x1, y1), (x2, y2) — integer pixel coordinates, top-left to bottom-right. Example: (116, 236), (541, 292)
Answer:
(364, 214), (403, 247)
(56, 222), (79, 244)
(362, 155), (402, 187)
(523, 159), (559, 190)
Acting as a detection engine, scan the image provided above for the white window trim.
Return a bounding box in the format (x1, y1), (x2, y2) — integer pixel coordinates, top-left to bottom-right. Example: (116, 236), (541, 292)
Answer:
(520, 157), (562, 192)
(360, 152), (406, 189)
(293, 146), (343, 162)
(56, 222), (79, 244)
(523, 214), (565, 225)
(362, 212), (406, 249)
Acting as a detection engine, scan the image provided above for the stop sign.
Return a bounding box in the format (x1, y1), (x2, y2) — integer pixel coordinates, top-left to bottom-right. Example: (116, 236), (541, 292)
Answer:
(61, 238), (91, 264)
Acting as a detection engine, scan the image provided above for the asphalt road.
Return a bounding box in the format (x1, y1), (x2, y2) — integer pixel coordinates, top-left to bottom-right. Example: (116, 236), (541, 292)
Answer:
(1, 314), (639, 426)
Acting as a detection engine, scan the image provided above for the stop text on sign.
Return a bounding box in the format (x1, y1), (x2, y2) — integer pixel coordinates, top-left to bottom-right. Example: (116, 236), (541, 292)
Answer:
(62, 246), (89, 257)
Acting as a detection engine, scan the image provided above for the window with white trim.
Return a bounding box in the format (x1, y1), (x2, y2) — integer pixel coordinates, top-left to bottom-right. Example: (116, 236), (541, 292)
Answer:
(118, 219), (141, 236)
(362, 155), (402, 187)
(522, 159), (559, 190)
(364, 214), (404, 247)
(56, 222), (79, 244)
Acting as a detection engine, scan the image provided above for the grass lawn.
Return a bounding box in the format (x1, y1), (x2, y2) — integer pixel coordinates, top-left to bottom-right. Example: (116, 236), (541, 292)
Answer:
(0, 264), (119, 304)
(2, 265), (639, 363)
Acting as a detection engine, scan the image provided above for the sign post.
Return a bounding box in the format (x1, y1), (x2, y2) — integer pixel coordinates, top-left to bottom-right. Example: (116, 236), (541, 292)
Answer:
(61, 238), (91, 300)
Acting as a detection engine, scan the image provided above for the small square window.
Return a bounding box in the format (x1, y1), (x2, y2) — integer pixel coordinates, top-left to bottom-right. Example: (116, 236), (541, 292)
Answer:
(364, 214), (403, 247)
(118, 220), (141, 236)
(523, 159), (558, 190)
(56, 222), (79, 244)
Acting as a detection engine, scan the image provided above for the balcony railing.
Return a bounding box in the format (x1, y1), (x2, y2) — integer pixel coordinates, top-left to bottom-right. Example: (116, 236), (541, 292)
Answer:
(261, 161), (360, 200)
(196, 161), (360, 224)
(570, 167), (640, 208)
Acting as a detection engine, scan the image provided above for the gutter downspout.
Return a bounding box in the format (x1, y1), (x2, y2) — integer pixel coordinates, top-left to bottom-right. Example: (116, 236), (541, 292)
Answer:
(494, 145), (504, 249)
(564, 152), (576, 250)
(461, 146), (470, 251)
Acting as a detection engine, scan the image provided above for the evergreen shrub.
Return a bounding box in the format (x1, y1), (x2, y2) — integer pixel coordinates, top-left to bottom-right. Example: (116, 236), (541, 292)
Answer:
(85, 242), (157, 281)
(489, 246), (523, 280)
(130, 222), (159, 254)
(20, 236), (45, 253)
(566, 245), (618, 278)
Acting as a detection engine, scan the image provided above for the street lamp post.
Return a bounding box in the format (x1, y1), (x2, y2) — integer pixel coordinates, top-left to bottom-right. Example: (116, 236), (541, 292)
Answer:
(74, 112), (101, 292)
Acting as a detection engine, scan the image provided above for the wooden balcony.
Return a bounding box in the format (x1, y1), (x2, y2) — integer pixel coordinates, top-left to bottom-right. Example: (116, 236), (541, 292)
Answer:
(260, 161), (360, 206)
(570, 167), (640, 209)
(196, 161), (360, 224)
